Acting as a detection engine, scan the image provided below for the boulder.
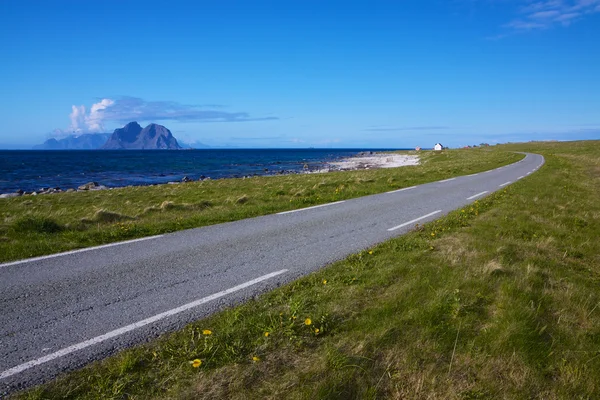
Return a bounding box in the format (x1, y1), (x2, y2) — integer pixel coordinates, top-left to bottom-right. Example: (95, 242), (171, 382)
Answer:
(78, 182), (100, 190)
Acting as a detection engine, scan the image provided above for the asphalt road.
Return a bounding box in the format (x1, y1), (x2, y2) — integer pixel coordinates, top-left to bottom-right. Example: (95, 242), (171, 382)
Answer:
(0, 152), (544, 394)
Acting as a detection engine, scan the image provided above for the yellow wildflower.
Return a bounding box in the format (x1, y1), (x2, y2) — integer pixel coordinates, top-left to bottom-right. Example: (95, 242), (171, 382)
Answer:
(264, 331), (270, 337)
(305, 318), (312, 326)
(322, 279), (327, 285)
(202, 329), (212, 335)
(368, 250), (373, 255)
(190, 359), (202, 368)
(252, 356), (260, 362)
(315, 328), (320, 334)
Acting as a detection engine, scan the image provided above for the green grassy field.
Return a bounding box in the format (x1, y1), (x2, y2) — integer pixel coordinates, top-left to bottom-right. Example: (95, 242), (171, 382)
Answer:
(12, 140), (600, 399)
(0, 149), (519, 263)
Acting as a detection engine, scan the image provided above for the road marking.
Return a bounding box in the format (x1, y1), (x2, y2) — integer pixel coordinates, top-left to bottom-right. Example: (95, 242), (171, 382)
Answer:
(467, 173), (479, 177)
(277, 201), (345, 215)
(499, 181), (511, 187)
(0, 235), (165, 269)
(466, 191), (488, 200)
(439, 178), (456, 183)
(0, 269), (288, 380)
(387, 186), (416, 194)
(387, 210), (442, 232)
(518, 176), (524, 179)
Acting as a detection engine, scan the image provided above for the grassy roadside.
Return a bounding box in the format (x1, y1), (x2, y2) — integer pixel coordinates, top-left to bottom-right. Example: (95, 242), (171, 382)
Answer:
(13, 140), (600, 399)
(0, 149), (520, 263)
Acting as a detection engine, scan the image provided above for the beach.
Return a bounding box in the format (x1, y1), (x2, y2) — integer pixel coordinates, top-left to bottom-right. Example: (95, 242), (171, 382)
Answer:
(325, 152), (419, 171)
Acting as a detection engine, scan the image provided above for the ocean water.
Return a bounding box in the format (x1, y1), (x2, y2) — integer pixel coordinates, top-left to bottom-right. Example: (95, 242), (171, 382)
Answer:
(0, 149), (402, 193)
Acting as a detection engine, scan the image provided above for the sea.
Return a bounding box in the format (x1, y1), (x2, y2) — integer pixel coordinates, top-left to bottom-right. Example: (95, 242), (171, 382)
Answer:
(0, 149), (404, 194)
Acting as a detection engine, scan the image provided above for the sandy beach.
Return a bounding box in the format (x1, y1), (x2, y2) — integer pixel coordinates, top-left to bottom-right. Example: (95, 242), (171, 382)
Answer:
(319, 152), (420, 172)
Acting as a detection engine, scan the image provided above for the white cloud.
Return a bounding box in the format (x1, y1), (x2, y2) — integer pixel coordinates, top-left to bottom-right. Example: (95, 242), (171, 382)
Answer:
(69, 105), (86, 133)
(86, 99), (115, 132)
(505, 0), (600, 31)
(67, 99), (114, 133)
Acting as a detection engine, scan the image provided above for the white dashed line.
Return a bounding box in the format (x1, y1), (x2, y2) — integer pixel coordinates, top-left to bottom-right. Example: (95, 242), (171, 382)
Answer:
(499, 181), (511, 187)
(466, 191), (488, 200)
(0, 269), (288, 380)
(277, 201), (345, 215)
(387, 186), (416, 194)
(387, 210), (442, 232)
(439, 178), (456, 183)
(0, 235), (165, 269)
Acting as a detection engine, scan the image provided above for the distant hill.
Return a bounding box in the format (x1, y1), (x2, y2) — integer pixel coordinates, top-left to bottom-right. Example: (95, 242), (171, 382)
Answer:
(33, 133), (111, 150)
(102, 122), (182, 150)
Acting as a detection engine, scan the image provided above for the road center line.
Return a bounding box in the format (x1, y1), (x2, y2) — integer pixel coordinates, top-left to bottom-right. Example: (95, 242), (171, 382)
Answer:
(0, 235), (165, 269)
(387, 186), (416, 194)
(499, 181), (511, 187)
(0, 269), (288, 380)
(439, 178), (456, 183)
(466, 191), (488, 200)
(277, 201), (345, 215)
(387, 210), (442, 232)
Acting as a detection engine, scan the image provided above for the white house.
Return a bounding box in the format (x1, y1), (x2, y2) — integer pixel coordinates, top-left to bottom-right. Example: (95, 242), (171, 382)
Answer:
(434, 143), (443, 151)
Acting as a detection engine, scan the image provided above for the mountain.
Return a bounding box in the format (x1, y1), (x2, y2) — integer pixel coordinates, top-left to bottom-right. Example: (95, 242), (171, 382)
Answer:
(33, 133), (111, 150)
(101, 122), (182, 150)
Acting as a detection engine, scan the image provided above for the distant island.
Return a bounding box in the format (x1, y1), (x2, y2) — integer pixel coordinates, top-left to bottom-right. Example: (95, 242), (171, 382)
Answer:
(33, 133), (112, 150)
(33, 122), (184, 150)
(102, 122), (182, 150)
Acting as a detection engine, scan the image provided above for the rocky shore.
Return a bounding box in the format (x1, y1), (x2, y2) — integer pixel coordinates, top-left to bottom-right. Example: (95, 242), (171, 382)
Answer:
(0, 152), (419, 199)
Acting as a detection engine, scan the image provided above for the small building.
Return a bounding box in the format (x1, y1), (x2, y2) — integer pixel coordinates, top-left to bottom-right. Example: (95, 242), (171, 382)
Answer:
(434, 143), (443, 151)
(415, 146), (421, 151)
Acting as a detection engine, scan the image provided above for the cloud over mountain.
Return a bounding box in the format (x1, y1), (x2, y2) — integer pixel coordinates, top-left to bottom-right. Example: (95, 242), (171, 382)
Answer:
(64, 97), (278, 134)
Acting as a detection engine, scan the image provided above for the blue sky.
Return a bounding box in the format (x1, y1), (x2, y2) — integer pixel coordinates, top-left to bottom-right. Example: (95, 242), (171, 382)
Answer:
(0, 0), (599, 148)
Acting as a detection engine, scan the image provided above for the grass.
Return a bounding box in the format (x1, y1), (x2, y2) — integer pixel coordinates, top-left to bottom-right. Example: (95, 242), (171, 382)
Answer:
(11, 140), (600, 399)
(0, 149), (519, 263)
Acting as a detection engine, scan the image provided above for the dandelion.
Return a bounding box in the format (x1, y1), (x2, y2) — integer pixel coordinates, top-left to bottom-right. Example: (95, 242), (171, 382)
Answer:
(322, 279), (327, 285)
(368, 250), (373, 255)
(305, 318), (312, 326)
(202, 329), (212, 335)
(252, 356), (260, 362)
(314, 328), (320, 334)
(264, 331), (270, 337)
(190, 359), (202, 368)
(431, 232), (435, 237)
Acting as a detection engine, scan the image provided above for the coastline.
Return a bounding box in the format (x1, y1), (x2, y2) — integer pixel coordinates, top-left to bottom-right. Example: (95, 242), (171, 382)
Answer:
(0, 151), (420, 198)
(318, 152), (419, 172)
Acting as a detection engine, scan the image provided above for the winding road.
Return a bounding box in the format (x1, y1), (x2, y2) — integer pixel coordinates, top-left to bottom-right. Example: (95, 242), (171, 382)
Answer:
(0, 152), (544, 393)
